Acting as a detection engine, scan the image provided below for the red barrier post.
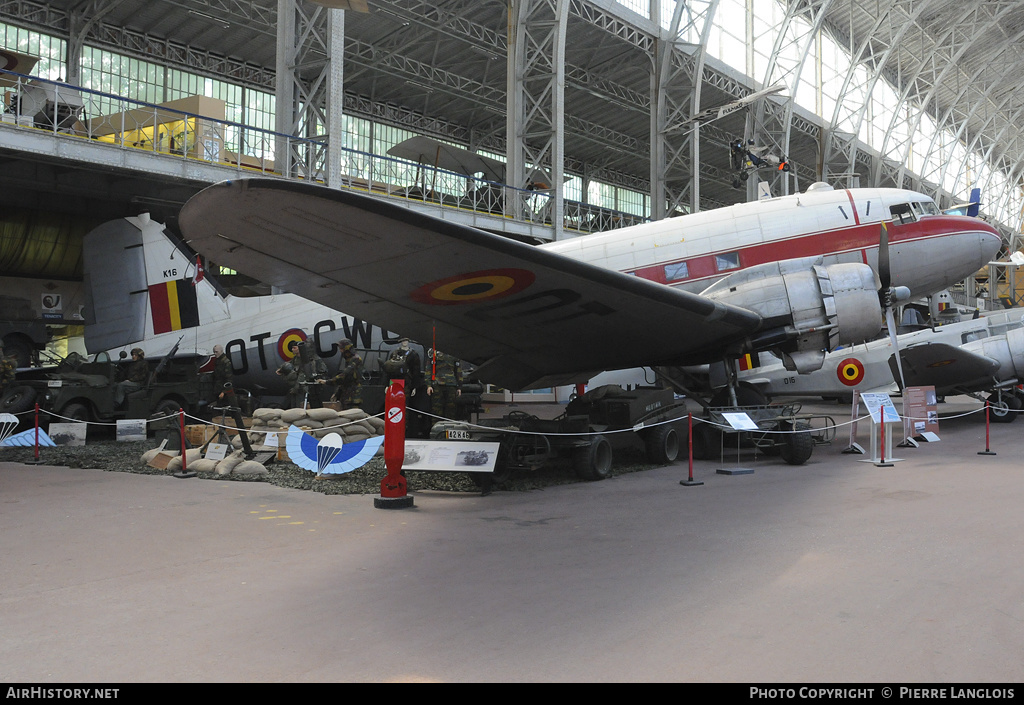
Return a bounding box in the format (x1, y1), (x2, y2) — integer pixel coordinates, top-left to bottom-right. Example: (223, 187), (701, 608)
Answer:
(376, 379), (414, 508)
(680, 413), (703, 487)
(979, 400), (997, 456)
(33, 403), (40, 463)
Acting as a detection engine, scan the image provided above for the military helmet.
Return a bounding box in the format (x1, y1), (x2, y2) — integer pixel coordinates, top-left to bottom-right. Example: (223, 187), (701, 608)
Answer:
(279, 362), (294, 374)
(130, 347), (144, 357)
(339, 338), (354, 353)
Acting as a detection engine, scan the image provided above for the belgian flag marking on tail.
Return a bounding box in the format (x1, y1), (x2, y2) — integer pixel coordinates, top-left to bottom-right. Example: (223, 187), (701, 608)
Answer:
(738, 352), (759, 371)
(150, 279), (200, 334)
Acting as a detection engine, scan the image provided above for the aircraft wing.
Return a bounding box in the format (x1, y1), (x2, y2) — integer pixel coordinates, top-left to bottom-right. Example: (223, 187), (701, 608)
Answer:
(889, 343), (999, 392)
(178, 179), (762, 390)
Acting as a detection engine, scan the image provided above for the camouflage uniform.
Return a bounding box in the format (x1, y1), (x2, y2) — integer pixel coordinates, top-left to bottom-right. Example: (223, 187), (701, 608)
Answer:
(427, 349), (461, 420)
(212, 351), (234, 397)
(0, 351), (16, 397)
(276, 362), (302, 409)
(326, 342), (363, 409)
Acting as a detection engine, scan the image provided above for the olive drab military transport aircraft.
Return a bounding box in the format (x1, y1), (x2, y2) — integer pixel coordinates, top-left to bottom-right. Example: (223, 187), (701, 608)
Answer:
(82, 214), (405, 396)
(173, 178), (1001, 401)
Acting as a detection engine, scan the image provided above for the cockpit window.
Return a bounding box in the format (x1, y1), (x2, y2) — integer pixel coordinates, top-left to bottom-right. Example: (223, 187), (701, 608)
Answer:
(889, 203), (916, 225)
(920, 201), (939, 215)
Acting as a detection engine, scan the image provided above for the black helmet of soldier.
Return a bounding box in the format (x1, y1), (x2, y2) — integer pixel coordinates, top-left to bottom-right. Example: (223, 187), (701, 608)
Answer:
(131, 348), (144, 358)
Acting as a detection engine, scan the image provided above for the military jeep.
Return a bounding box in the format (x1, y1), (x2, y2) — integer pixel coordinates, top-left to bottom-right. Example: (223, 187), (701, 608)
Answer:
(0, 350), (207, 429)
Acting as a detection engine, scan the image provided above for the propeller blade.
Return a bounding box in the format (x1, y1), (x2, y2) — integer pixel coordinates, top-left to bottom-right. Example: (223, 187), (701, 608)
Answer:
(877, 221), (891, 293)
(886, 307), (907, 390)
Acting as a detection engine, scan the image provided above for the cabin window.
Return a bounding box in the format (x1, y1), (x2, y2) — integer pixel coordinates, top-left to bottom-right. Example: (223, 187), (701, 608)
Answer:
(664, 262), (689, 281)
(962, 330), (988, 344)
(889, 203), (916, 225)
(715, 252), (740, 272)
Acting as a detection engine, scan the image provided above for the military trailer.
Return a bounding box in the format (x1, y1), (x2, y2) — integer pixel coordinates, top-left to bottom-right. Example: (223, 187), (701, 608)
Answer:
(0, 350), (207, 430)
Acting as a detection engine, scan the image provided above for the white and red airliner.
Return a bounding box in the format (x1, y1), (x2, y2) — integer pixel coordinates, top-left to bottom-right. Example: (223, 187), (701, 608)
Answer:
(173, 178), (1000, 392)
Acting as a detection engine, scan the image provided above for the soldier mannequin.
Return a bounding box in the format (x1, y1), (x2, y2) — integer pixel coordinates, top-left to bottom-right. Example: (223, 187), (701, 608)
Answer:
(211, 344), (234, 402)
(321, 338), (363, 409)
(115, 348), (148, 406)
(0, 344), (16, 398)
(426, 348), (461, 420)
(384, 338), (427, 437)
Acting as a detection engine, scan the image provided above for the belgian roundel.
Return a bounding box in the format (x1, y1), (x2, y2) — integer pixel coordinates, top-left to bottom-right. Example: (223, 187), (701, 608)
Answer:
(836, 357), (865, 386)
(277, 328), (308, 360)
(411, 268), (535, 305)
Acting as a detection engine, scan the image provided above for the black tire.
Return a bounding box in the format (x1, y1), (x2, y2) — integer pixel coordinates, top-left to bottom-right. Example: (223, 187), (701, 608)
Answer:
(60, 402), (90, 424)
(573, 435), (613, 480)
(689, 422), (718, 460)
(987, 394), (1019, 423)
(2, 335), (33, 367)
(644, 425), (680, 464)
(779, 423), (814, 465)
(153, 398), (184, 419)
(0, 385), (36, 415)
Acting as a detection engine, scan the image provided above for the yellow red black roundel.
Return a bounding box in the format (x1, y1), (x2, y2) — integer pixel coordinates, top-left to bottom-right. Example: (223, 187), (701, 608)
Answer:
(411, 268), (535, 305)
(278, 328), (307, 360)
(837, 357), (865, 386)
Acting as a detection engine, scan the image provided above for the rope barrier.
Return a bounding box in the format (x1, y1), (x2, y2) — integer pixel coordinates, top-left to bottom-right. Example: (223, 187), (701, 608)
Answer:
(0, 398), (1011, 437)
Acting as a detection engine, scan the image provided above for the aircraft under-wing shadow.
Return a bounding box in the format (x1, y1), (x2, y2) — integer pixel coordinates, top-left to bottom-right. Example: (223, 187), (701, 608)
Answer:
(176, 178), (1001, 402)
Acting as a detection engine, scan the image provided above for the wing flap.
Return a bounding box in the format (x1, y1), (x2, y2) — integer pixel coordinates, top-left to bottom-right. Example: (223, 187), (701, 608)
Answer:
(180, 179), (762, 389)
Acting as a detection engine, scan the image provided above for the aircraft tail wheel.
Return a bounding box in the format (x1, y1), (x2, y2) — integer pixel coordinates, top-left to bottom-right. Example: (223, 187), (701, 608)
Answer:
(987, 393), (1020, 423)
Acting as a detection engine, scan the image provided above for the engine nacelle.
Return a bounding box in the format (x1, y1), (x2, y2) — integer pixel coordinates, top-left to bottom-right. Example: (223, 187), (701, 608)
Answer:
(702, 260), (882, 372)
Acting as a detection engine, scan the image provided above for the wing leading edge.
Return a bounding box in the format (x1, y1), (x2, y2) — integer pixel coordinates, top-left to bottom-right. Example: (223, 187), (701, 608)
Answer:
(178, 178), (762, 390)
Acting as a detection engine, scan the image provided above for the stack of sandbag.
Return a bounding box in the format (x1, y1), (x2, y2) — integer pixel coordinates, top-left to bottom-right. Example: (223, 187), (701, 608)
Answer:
(249, 406), (384, 450)
(139, 446), (268, 476)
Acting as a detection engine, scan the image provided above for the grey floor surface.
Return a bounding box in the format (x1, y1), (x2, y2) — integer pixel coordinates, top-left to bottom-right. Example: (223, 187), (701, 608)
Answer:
(2, 398), (1023, 683)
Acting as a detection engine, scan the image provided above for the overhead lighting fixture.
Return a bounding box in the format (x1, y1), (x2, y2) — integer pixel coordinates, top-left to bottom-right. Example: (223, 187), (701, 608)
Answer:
(188, 9), (231, 29)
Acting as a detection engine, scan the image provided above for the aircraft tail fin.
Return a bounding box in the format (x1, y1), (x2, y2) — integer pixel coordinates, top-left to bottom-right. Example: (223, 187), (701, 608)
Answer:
(943, 187), (982, 218)
(83, 214), (230, 354)
(967, 187), (981, 218)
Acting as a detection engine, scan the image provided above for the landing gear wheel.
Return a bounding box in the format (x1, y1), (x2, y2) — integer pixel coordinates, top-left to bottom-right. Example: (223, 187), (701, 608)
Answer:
(644, 425), (680, 464)
(0, 385), (36, 415)
(779, 422), (814, 465)
(573, 435), (613, 480)
(987, 394), (1019, 423)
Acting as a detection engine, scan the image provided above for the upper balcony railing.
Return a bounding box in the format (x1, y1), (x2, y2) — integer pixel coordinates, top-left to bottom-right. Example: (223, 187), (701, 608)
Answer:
(0, 70), (648, 235)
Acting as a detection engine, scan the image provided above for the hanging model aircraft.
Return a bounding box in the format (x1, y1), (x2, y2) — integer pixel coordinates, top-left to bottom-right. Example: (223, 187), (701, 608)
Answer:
(82, 215), (409, 398)
(174, 177), (1001, 404)
(682, 83), (787, 129)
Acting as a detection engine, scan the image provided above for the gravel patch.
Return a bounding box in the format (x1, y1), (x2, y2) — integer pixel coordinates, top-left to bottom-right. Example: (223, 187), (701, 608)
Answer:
(0, 434), (663, 495)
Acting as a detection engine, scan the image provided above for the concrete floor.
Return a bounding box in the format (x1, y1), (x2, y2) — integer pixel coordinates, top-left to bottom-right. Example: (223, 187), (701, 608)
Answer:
(2, 397), (1023, 683)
